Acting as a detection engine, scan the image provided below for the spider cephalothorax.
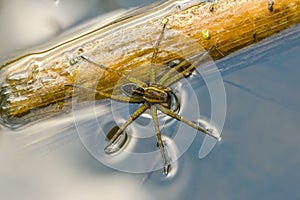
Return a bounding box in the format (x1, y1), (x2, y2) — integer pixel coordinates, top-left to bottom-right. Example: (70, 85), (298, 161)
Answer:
(143, 84), (172, 104)
(121, 82), (173, 108)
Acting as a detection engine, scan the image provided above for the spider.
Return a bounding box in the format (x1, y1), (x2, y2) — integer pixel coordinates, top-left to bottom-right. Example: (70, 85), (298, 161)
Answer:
(75, 18), (221, 175)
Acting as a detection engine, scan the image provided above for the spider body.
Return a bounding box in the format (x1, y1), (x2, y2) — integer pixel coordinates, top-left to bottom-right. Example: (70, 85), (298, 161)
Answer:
(144, 85), (170, 104)
(122, 83), (171, 104)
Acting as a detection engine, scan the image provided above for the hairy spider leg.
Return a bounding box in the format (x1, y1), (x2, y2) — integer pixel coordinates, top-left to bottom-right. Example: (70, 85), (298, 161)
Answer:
(150, 18), (168, 84)
(81, 55), (146, 88)
(157, 59), (191, 85)
(66, 84), (144, 103)
(156, 104), (220, 140)
(151, 106), (171, 175)
(104, 104), (149, 152)
(159, 45), (216, 87)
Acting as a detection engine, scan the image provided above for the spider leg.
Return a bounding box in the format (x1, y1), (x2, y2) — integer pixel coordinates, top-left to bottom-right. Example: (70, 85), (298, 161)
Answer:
(157, 59), (191, 85)
(81, 55), (146, 88)
(66, 84), (144, 103)
(104, 104), (149, 153)
(101, 92), (144, 103)
(151, 106), (171, 175)
(156, 104), (221, 141)
(162, 45), (216, 87)
(150, 18), (168, 84)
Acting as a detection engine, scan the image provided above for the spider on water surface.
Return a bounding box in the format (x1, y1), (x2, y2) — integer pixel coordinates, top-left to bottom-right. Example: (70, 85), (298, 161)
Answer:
(71, 18), (221, 175)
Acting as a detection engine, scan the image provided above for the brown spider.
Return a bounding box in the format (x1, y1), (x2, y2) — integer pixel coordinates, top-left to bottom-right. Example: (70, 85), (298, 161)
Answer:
(77, 18), (220, 175)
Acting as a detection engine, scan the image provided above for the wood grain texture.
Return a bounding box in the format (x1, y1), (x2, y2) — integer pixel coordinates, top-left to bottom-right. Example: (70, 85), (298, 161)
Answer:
(1, 0), (300, 127)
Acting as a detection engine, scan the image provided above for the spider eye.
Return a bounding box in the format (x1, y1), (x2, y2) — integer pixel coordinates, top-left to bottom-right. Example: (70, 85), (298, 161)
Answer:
(121, 83), (144, 97)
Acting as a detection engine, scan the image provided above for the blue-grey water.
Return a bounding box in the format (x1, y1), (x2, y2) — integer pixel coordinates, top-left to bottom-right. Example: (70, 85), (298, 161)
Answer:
(1, 1), (300, 200)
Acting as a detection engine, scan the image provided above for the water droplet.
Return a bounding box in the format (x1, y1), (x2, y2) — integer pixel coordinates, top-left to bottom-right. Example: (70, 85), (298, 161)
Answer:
(54, 0), (60, 5)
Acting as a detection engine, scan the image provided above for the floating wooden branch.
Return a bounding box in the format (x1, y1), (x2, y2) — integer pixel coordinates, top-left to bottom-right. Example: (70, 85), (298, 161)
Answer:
(0, 0), (300, 127)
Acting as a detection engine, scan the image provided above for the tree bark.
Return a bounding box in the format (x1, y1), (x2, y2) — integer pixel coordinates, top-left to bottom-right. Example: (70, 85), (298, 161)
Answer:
(1, 0), (300, 127)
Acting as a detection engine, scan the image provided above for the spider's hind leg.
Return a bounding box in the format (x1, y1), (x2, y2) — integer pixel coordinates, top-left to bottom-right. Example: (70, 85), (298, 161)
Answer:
(151, 106), (171, 175)
(104, 104), (149, 154)
(156, 104), (221, 141)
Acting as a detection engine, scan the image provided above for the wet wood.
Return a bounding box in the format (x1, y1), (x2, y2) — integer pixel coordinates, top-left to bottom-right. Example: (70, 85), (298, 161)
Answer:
(1, 0), (300, 127)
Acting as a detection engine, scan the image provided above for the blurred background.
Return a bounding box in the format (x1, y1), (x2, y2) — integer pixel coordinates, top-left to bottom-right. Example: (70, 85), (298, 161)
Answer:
(0, 0), (158, 57)
(1, 0), (300, 200)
